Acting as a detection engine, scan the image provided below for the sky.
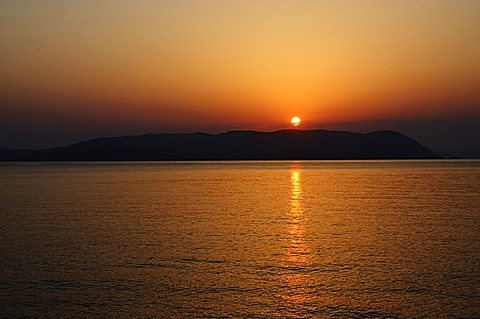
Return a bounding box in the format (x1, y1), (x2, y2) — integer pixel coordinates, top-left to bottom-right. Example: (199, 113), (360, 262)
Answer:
(1, 0), (479, 156)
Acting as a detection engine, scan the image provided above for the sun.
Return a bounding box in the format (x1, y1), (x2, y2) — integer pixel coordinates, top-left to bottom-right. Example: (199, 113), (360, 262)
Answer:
(291, 116), (301, 127)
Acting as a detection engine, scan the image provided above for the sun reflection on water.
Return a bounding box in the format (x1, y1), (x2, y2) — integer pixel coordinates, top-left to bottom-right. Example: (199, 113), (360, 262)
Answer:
(281, 163), (313, 304)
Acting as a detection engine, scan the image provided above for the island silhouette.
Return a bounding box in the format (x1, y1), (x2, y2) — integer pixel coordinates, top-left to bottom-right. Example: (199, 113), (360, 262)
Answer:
(0, 129), (439, 161)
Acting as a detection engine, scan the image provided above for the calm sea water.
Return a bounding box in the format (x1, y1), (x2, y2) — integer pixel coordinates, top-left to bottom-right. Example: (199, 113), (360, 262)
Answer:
(1, 160), (479, 318)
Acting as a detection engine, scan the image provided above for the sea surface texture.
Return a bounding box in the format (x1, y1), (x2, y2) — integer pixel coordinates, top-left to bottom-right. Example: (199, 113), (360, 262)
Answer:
(1, 160), (479, 318)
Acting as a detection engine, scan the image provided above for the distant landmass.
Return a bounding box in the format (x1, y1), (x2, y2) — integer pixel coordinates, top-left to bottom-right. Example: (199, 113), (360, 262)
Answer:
(0, 129), (439, 161)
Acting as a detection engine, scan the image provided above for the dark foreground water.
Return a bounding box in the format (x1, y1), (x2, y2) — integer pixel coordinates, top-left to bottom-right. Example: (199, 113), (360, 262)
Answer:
(1, 160), (479, 318)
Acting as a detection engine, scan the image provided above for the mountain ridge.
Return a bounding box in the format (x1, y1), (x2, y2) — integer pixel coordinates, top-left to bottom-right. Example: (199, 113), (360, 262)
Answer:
(0, 129), (439, 161)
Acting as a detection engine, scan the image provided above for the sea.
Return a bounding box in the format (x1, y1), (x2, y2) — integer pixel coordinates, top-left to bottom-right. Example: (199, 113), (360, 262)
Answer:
(1, 160), (479, 318)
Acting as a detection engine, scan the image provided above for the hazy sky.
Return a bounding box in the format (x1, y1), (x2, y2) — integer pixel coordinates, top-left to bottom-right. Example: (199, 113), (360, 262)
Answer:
(1, 1), (479, 154)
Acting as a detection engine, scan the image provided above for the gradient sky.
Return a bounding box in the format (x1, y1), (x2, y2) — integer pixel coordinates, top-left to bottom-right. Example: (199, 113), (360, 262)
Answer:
(1, 1), (479, 155)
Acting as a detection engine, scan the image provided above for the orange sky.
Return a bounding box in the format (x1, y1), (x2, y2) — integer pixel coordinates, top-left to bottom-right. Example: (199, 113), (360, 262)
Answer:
(1, 1), (480, 146)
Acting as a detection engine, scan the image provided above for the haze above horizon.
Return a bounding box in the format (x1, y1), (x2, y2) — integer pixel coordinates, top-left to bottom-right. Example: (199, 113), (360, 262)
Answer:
(1, 1), (479, 156)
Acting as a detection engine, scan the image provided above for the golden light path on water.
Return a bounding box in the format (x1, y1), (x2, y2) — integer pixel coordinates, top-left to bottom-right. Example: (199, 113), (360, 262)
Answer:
(281, 162), (313, 305)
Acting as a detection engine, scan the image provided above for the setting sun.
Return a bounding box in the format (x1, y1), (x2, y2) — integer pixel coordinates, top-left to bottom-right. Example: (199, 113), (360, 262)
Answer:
(291, 117), (301, 127)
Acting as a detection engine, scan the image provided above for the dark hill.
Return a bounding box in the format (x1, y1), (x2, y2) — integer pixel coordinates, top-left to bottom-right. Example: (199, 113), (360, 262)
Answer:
(0, 129), (439, 161)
